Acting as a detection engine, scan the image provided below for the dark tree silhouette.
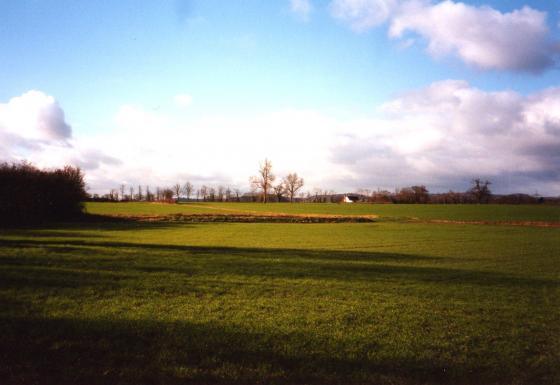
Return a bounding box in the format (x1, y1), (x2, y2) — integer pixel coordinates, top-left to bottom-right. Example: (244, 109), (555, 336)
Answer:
(0, 162), (87, 224)
(469, 179), (492, 203)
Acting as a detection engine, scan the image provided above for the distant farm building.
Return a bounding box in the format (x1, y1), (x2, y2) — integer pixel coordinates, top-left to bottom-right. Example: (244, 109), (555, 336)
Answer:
(343, 194), (360, 203)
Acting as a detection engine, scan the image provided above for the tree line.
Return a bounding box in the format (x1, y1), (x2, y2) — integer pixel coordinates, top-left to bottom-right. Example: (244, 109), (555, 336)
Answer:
(91, 159), (553, 205)
(0, 162), (87, 224)
(92, 159), (306, 203)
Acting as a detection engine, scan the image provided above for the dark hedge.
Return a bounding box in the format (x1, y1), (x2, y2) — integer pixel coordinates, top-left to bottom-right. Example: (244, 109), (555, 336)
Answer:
(0, 162), (87, 224)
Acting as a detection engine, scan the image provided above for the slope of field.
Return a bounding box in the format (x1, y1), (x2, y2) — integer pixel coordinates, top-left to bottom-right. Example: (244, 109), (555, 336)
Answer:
(86, 201), (560, 223)
(1, 216), (559, 384)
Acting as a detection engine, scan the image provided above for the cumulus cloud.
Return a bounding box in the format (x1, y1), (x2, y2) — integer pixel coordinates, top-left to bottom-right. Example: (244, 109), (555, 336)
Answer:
(0, 90), (74, 163)
(330, 0), (559, 72)
(290, 0), (313, 21)
(390, 1), (557, 72)
(0, 90), (72, 143)
(0, 91), (121, 192)
(330, 80), (560, 193)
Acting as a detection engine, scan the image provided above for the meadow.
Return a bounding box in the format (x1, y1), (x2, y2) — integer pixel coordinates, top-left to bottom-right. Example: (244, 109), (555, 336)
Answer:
(86, 201), (560, 222)
(1, 203), (559, 384)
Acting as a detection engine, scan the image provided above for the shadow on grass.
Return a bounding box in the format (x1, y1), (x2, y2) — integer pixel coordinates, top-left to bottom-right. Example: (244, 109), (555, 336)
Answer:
(1, 227), (559, 384)
(2, 315), (555, 385)
(0, 238), (557, 291)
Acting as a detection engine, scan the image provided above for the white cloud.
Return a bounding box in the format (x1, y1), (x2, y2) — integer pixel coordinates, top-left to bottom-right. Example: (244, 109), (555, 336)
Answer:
(174, 93), (193, 108)
(330, 0), (397, 31)
(330, 80), (560, 193)
(78, 105), (346, 194)
(329, 0), (559, 72)
(390, 1), (556, 72)
(0, 90), (71, 142)
(0, 91), (121, 190)
(3, 84), (560, 195)
(290, 0), (313, 21)
(67, 85), (560, 195)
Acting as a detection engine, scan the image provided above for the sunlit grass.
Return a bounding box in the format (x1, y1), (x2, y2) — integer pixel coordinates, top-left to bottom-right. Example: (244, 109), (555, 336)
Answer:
(85, 201), (560, 222)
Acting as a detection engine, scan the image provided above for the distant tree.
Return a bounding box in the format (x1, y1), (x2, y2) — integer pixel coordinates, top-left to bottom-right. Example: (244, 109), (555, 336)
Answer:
(234, 188), (241, 202)
(358, 188), (371, 200)
(137, 185), (143, 201)
(217, 185), (225, 202)
(208, 187), (216, 202)
(173, 183), (182, 201)
(250, 159), (275, 203)
(183, 181), (194, 201)
(411, 185), (430, 203)
(394, 187), (414, 203)
(282, 173), (304, 202)
(313, 188), (322, 203)
(145, 186), (152, 201)
(273, 183), (285, 202)
(469, 179), (492, 203)
(225, 187), (232, 202)
(370, 189), (393, 203)
(162, 188), (174, 202)
(200, 185), (208, 201)
(110, 189), (118, 201)
(325, 190), (335, 203)
(120, 184), (126, 201)
(129, 186), (134, 201)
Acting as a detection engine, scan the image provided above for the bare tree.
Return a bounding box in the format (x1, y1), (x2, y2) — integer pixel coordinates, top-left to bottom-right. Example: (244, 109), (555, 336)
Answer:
(129, 186), (134, 201)
(110, 189), (118, 201)
(173, 183), (182, 201)
(198, 185), (206, 201)
(137, 185), (143, 201)
(283, 173), (304, 202)
(145, 186), (153, 201)
(313, 188), (322, 203)
(120, 184), (126, 201)
(234, 188), (241, 202)
(183, 181), (194, 201)
(250, 159), (275, 203)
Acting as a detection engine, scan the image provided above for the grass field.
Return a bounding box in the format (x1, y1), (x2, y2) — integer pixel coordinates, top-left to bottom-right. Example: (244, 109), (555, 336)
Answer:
(85, 201), (560, 222)
(1, 203), (559, 384)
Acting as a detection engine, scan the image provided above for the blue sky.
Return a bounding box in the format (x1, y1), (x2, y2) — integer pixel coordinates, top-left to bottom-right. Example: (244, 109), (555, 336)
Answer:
(1, 0), (560, 194)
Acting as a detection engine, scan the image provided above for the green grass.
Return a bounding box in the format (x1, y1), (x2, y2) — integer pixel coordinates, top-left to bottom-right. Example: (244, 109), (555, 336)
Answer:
(85, 202), (560, 222)
(1, 209), (559, 384)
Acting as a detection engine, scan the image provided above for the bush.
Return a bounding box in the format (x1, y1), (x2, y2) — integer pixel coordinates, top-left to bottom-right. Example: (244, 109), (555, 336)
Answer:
(0, 162), (87, 224)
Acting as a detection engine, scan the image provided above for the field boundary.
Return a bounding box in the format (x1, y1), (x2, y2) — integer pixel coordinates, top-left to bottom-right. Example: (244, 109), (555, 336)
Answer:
(416, 219), (560, 228)
(93, 213), (379, 223)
